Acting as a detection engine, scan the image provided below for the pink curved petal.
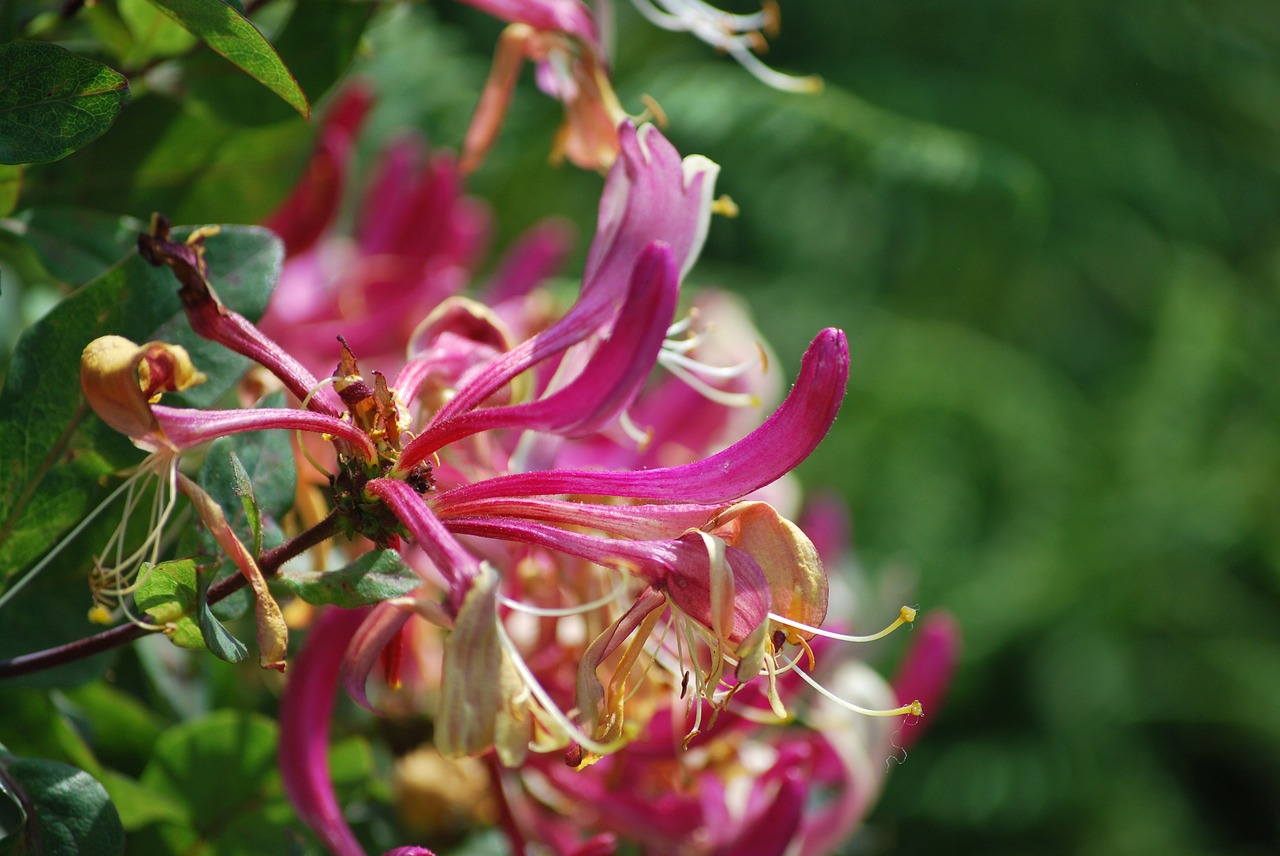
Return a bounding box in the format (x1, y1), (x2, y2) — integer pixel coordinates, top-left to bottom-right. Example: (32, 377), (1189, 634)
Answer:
(418, 124), (716, 431)
(341, 600), (416, 712)
(401, 242), (676, 460)
(892, 611), (961, 749)
(458, 0), (599, 46)
(366, 478), (482, 611)
(265, 85), (373, 256)
(435, 328), (848, 504)
(712, 768), (806, 856)
(279, 607), (370, 856)
(152, 404), (377, 461)
(443, 517), (769, 642)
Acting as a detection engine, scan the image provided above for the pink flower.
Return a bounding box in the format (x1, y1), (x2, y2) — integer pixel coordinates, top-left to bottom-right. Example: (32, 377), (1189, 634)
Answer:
(455, 0), (627, 171)
(90, 117), (926, 855)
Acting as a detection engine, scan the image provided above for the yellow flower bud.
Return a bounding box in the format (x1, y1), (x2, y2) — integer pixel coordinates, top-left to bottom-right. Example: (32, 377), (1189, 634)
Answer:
(80, 335), (206, 450)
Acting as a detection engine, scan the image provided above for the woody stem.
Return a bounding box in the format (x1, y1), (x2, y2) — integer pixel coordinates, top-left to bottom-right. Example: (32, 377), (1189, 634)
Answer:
(0, 512), (342, 680)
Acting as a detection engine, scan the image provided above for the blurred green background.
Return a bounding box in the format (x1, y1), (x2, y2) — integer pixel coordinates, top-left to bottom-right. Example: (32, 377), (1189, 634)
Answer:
(5, 1), (1280, 854)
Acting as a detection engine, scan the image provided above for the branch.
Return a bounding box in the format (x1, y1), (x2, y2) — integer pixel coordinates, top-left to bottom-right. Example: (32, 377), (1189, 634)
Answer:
(0, 512), (342, 680)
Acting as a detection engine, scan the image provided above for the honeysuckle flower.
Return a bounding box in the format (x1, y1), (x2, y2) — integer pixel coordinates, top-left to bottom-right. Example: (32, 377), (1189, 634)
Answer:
(78, 113), (926, 855)
(77, 328), (377, 662)
(622, 0), (822, 93)
(456, 0), (629, 171)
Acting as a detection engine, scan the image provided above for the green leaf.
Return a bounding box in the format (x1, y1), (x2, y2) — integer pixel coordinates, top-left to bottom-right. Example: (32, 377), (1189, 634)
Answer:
(0, 755), (124, 856)
(0, 224), (281, 602)
(194, 562), (248, 663)
(0, 42), (130, 165)
(0, 690), (100, 776)
(183, 0), (375, 127)
(60, 683), (166, 776)
(6, 208), (144, 287)
(133, 560), (205, 650)
(274, 550), (422, 608)
(95, 770), (187, 831)
(228, 452), (262, 557)
(118, 0), (199, 66)
(139, 711), (292, 854)
(0, 783), (24, 844)
(143, 0), (310, 118)
(19, 96), (312, 224)
(0, 165), (19, 217)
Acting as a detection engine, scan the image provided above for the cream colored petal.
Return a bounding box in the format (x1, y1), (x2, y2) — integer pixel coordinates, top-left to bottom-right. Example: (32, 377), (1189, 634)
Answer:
(81, 335), (206, 451)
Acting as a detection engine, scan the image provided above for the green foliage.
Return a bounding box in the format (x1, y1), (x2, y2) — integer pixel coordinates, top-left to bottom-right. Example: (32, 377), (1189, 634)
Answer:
(274, 550), (421, 608)
(0, 225), (280, 685)
(136, 711), (294, 854)
(193, 561), (249, 664)
(134, 560), (204, 650)
(6, 208), (144, 287)
(0, 225), (278, 594)
(0, 167), (18, 217)
(142, 0), (309, 118)
(3, 2), (1280, 854)
(0, 42), (129, 165)
(0, 754), (124, 856)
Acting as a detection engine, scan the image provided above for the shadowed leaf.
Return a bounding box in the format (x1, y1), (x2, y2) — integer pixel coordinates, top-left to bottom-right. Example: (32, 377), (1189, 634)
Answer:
(0, 42), (130, 165)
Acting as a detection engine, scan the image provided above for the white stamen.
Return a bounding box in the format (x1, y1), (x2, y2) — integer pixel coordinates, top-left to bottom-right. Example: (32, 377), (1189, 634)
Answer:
(659, 346), (763, 381)
(494, 615), (622, 757)
(298, 376), (340, 478)
(791, 665), (922, 718)
(628, 0), (820, 93)
(658, 355), (761, 408)
(769, 606), (917, 643)
(617, 410), (654, 450)
(499, 575), (630, 617)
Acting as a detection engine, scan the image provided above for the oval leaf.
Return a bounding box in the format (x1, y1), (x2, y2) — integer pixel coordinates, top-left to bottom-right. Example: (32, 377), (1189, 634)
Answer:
(143, 0), (310, 118)
(0, 755), (124, 856)
(0, 42), (130, 165)
(0, 165), (19, 216)
(274, 550), (421, 608)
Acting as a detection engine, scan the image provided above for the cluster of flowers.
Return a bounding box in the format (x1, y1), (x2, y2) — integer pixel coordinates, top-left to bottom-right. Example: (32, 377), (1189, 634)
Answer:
(77, 1), (958, 854)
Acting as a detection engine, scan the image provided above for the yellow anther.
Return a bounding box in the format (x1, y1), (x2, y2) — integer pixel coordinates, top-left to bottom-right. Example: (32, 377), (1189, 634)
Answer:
(710, 194), (739, 218)
(901, 605), (917, 623)
(638, 93), (669, 128)
(762, 0), (781, 37)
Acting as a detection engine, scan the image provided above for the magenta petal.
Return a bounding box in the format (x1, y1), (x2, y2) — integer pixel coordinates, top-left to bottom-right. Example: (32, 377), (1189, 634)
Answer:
(398, 286), (611, 468)
(152, 405), (377, 461)
(436, 496), (719, 540)
(279, 607), (370, 856)
(382, 848), (437, 856)
(892, 611), (961, 749)
(482, 217), (574, 303)
(403, 242), (677, 458)
(712, 769), (806, 856)
(265, 85), (372, 256)
(181, 301), (340, 417)
(444, 518), (770, 642)
(584, 123), (716, 293)
(341, 599), (415, 712)
(438, 327), (849, 504)
(491, 241), (677, 437)
(406, 124), (714, 437)
(567, 835), (617, 856)
(366, 479), (482, 610)
(456, 0), (599, 45)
